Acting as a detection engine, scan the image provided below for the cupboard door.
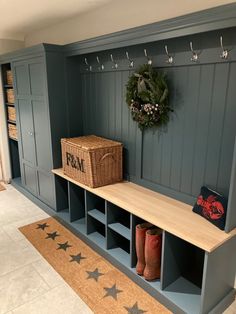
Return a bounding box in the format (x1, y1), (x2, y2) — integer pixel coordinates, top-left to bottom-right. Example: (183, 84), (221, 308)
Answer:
(17, 99), (36, 165)
(13, 57), (55, 208)
(13, 61), (38, 194)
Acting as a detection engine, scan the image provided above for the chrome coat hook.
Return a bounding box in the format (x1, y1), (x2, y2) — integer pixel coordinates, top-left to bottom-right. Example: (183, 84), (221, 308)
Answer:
(110, 54), (118, 69)
(165, 45), (174, 64)
(96, 56), (104, 71)
(220, 36), (229, 59)
(126, 51), (134, 68)
(84, 58), (92, 71)
(144, 49), (152, 65)
(190, 42), (199, 62)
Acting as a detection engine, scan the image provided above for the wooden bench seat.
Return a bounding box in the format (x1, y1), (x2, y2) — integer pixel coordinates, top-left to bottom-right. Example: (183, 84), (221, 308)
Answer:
(52, 168), (236, 252)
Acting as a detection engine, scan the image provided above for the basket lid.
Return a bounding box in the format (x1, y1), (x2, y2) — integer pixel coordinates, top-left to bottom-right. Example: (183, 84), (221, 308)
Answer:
(61, 135), (122, 151)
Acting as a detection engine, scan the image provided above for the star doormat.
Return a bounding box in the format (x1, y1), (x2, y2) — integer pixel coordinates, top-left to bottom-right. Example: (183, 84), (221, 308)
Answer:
(19, 217), (171, 314)
(0, 182), (6, 191)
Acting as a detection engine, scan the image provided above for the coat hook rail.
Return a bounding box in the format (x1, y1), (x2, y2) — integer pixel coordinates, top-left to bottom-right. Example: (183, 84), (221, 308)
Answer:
(96, 56), (104, 70)
(165, 45), (174, 64)
(220, 36), (229, 59)
(126, 51), (134, 68)
(84, 58), (92, 71)
(144, 49), (152, 65)
(190, 42), (199, 62)
(110, 54), (118, 69)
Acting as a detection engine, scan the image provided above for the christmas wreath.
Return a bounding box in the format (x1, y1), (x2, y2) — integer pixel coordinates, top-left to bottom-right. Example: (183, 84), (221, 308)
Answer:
(126, 64), (171, 130)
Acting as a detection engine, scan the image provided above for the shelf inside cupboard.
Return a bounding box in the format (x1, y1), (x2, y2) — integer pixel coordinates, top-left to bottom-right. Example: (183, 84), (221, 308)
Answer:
(87, 231), (106, 249)
(52, 168), (236, 252)
(108, 223), (131, 240)
(88, 209), (106, 224)
(163, 277), (201, 314)
(108, 247), (130, 268)
(57, 209), (70, 222)
(71, 218), (86, 235)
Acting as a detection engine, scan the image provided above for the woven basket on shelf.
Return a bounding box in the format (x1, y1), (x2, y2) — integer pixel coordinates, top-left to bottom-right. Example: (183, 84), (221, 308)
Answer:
(7, 106), (16, 122)
(6, 89), (15, 104)
(61, 135), (123, 188)
(8, 123), (17, 140)
(6, 70), (13, 85)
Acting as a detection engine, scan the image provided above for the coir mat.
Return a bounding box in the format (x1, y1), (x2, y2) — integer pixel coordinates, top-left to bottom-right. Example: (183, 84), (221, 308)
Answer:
(19, 217), (171, 314)
(0, 182), (6, 191)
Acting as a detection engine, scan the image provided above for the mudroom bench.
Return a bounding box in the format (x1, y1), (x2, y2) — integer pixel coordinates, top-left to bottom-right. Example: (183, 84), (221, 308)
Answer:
(52, 168), (236, 314)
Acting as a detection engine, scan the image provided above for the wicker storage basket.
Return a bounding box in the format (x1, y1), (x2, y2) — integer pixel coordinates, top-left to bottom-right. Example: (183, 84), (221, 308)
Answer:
(8, 123), (17, 140)
(6, 70), (13, 85)
(7, 106), (16, 122)
(61, 135), (123, 188)
(6, 89), (15, 104)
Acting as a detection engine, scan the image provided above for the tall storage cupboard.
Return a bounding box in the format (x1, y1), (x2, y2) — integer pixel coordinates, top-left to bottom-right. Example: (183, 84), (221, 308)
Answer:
(0, 44), (68, 210)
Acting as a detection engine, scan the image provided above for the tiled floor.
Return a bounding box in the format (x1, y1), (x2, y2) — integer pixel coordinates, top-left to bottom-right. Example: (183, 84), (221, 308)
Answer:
(0, 184), (92, 314)
(0, 184), (235, 314)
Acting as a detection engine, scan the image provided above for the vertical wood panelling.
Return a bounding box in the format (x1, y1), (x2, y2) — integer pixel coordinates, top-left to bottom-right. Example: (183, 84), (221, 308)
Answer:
(142, 130), (153, 181)
(80, 60), (236, 202)
(204, 63), (229, 189)
(121, 71), (130, 176)
(180, 66), (200, 195)
(191, 65), (215, 196)
(217, 63), (236, 195)
(115, 71), (122, 141)
(169, 67), (188, 191)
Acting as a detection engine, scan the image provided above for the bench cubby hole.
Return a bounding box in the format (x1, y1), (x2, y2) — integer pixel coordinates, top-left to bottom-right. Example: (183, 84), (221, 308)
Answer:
(55, 176), (69, 221)
(107, 227), (131, 267)
(68, 182), (86, 233)
(131, 215), (163, 282)
(107, 202), (131, 241)
(87, 215), (106, 249)
(86, 191), (106, 225)
(162, 232), (205, 314)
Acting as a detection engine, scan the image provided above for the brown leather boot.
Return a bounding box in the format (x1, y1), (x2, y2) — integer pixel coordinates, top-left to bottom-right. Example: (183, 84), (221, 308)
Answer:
(143, 228), (162, 281)
(135, 223), (153, 275)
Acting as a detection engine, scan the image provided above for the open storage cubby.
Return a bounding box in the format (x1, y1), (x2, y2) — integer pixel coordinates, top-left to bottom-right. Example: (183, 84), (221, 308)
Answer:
(85, 190), (106, 248)
(1, 63), (21, 181)
(55, 175), (69, 221)
(107, 227), (131, 267)
(52, 168), (236, 314)
(107, 202), (131, 239)
(162, 232), (205, 314)
(86, 191), (106, 225)
(87, 215), (106, 249)
(68, 181), (86, 233)
(106, 202), (132, 267)
(68, 182), (85, 220)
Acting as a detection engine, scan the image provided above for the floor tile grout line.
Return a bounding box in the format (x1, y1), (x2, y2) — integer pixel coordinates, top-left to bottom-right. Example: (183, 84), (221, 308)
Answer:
(31, 259), (64, 290)
(0, 253), (42, 280)
(8, 285), (64, 313)
(8, 282), (88, 314)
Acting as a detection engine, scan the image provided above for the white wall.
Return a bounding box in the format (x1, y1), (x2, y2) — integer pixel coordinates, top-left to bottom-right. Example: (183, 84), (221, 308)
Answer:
(0, 39), (24, 54)
(25, 0), (234, 46)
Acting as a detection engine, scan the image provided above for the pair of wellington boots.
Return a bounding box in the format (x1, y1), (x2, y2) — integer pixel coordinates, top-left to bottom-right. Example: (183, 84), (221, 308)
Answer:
(135, 223), (162, 281)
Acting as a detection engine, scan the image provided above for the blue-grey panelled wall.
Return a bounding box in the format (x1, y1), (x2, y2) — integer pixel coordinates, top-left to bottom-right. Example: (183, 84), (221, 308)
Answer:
(77, 29), (236, 205)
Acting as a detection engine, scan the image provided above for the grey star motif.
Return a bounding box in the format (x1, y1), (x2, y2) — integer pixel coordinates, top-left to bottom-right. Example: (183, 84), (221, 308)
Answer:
(45, 231), (60, 240)
(69, 253), (86, 264)
(124, 302), (146, 314)
(86, 268), (104, 282)
(57, 241), (72, 251)
(103, 283), (123, 300)
(36, 223), (49, 230)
